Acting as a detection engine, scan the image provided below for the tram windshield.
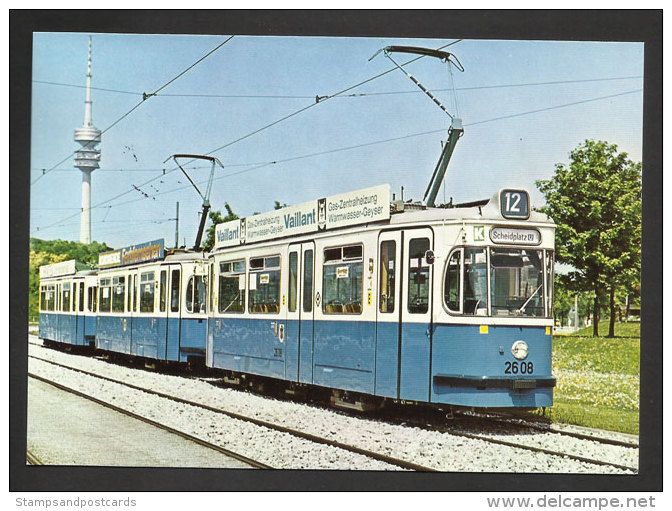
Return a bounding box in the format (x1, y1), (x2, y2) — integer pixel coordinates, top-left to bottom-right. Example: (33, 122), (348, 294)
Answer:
(443, 247), (553, 317)
(490, 248), (545, 317)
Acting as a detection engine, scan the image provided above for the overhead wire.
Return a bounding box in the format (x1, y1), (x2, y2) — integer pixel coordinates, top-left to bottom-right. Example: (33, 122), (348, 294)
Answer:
(32, 75), (643, 100)
(31, 36), (235, 186)
(33, 39), (464, 233)
(31, 85), (643, 237)
(32, 38), (643, 238)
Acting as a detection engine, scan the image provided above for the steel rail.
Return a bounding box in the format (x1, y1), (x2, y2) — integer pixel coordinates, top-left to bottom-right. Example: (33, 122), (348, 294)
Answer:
(457, 410), (639, 449)
(28, 371), (270, 469)
(29, 342), (637, 472)
(28, 354), (435, 471)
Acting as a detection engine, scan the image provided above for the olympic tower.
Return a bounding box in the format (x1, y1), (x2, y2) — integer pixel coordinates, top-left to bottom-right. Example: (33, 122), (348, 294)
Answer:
(74, 36), (101, 245)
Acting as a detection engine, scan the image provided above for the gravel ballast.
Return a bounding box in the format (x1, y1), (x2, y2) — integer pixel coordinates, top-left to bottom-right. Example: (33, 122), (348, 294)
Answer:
(28, 337), (638, 473)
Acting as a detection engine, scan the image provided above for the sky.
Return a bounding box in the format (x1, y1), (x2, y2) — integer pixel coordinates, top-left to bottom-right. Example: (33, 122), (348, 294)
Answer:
(29, 33), (644, 250)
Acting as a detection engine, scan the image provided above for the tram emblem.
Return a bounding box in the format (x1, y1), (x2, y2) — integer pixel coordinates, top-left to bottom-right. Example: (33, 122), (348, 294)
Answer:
(474, 225), (485, 242)
(240, 218), (247, 244)
(317, 198), (327, 230)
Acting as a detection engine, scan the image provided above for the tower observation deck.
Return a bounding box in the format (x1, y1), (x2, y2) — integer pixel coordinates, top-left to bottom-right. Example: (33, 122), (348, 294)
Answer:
(74, 36), (102, 244)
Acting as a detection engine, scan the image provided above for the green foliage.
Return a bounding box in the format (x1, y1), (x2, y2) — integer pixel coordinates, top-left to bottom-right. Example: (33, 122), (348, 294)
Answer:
(28, 238), (112, 320)
(573, 321), (641, 339)
(537, 140), (641, 336)
(30, 238), (112, 265)
(541, 322), (640, 434)
(202, 203), (238, 251)
(553, 336), (640, 376)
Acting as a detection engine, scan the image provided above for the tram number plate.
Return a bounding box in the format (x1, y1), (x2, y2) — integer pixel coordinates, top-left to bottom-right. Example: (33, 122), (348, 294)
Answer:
(504, 361), (534, 374)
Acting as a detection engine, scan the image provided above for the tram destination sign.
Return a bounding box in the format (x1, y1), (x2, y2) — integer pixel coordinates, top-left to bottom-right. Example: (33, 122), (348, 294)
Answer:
(215, 184), (390, 249)
(98, 239), (165, 268)
(490, 227), (541, 245)
(39, 259), (78, 279)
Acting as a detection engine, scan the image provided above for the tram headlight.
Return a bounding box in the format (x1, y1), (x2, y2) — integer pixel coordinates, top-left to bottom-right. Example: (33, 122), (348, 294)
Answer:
(511, 340), (529, 360)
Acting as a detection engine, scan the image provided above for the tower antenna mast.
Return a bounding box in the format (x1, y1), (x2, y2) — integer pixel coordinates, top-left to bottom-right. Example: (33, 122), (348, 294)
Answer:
(74, 36), (102, 243)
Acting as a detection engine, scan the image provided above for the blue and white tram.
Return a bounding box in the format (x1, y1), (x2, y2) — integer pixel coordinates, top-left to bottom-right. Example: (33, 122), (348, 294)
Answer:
(94, 241), (208, 364)
(38, 260), (98, 347)
(207, 184), (556, 409)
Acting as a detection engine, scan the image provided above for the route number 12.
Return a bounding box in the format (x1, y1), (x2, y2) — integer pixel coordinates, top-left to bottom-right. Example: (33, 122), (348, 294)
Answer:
(501, 190), (529, 219)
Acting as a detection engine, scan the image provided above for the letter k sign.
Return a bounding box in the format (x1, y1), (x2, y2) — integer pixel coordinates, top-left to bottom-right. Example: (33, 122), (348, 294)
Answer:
(474, 225), (485, 242)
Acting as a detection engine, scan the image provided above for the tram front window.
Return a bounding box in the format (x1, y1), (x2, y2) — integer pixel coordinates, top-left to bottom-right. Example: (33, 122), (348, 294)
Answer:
(463, 248), (488, 315)
(490, 248), (545, 317)
(186, 276), (207, 313)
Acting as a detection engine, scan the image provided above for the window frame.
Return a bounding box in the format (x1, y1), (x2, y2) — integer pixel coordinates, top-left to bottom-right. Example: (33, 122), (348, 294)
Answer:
(248, 255), (282, 314)
(139, 271), (156, 313)
(322, 243), (364, 315)
(442, 245), (553, 319)
(218, 259), (246, 314)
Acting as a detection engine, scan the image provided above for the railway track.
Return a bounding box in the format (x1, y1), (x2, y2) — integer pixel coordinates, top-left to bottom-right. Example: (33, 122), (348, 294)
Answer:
(28, 343), (637, 472)
(28, 372), (270, 469)
(28, 352), (435, 471)
(458, 410), (638, 448)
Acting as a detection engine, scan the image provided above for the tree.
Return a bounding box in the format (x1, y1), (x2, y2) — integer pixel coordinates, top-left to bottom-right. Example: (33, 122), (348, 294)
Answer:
(202, 203), (238, 251)
(536, 140), (641, 337)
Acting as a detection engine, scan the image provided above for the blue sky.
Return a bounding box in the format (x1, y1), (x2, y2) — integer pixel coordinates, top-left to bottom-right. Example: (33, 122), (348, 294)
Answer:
(30, 33), (644, 249)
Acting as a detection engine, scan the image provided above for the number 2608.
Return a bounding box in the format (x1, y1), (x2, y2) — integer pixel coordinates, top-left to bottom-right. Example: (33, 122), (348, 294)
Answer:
(504, 361), (534, 374)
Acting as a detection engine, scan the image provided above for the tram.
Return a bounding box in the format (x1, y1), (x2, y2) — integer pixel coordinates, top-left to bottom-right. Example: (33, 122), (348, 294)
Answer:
(38, 260), (98, 347)
(207, 184), (556, 409)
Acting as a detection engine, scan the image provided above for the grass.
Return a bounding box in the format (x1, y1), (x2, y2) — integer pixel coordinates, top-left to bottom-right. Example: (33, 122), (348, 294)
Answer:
(540, 322), (640, 435)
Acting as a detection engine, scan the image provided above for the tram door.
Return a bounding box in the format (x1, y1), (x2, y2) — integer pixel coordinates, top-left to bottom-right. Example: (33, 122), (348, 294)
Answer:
(399, 228), (434, 402)
(285, 242), (315, 382)
(165, 265), (182, 361)
(375, 231), (403, 398)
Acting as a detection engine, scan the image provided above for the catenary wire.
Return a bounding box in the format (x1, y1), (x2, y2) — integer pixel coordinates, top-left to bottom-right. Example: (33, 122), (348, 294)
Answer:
(31, 86), (642, 237)
(31, 36), (235, 187)
(33, 40), (463, 232)
(32, 75), (643, 99)
(31, 87), (642, 235)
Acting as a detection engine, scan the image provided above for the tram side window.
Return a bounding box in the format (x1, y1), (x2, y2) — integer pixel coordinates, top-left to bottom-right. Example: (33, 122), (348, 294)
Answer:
(88, 286), (97, 312)
(323, 244), (363, 314)
(379, 241), (396, 313)
(140, 272), (155, 313)
(61, 283), (71, 312)
(408, 238), (430, 314)
(133, 275), (138, 312)
(464, 248), (488, 315)
(79, 282), (85, 312)
(41, 285), (56, 312)
(303, 249), (314, 313)
(160, 270), (167, 312)
(444, 250), (461, 312)
(126, 274), (133, 313)
(186, 276), (207, 313)
(249, 256), (281, 314)
(40, 286), (45, 312)
(288, 252), (298, 312)
(170, 269), (180, 312)
(112, 276), (125, 313)
(219, 260), (246, 313)
(99, 278), (112, 312)
(545, 250), (554, 318)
